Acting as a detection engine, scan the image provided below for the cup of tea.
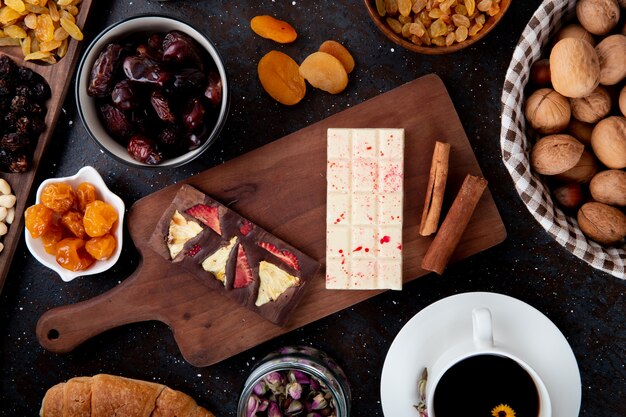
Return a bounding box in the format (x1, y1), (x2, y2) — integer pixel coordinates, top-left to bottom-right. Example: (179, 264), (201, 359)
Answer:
(425, 308), (551, 417)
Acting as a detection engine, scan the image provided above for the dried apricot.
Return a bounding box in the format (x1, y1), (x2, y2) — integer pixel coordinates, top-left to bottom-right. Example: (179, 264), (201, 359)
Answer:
(258, 50), (306, 105)
(41, 182), (75, 214)
(61, 210), (86, 239)
(41, 222), (63, 255)
(83, 200), (118, 238)
(250, 15), (297, 44)
(76, 182), (97, 213)
(25, 203), (54, 238)
(318, 40), (355, 74)
(85, 234), (116, 260)
(56, 237), (94, 271)
(299, 51), (348, 94)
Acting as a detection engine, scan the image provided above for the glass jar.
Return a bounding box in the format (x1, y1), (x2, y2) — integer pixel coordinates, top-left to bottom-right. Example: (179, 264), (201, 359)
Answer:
(237, 346), (351, 417)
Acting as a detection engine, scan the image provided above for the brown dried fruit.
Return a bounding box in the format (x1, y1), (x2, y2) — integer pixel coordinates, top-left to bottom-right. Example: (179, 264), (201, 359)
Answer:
(530, 134), (585, 175)
(591, 116), (626, 169)
(595, 34), (626, 86)
(257, 50), (306, 106)
(299, 51), (348, 94)
(554, 24), (595, 46)
(525, 88), (571, 134)
(550, 38), (600, 98)
(250, 15), (297, 44)
(590, 170), (626, 206)
(319, 40), (355, 74)
(554, 150), (599, 183)
(577, 202), (626, 245)
(570, 86), (612, 123)
(576, 0), (620, 36)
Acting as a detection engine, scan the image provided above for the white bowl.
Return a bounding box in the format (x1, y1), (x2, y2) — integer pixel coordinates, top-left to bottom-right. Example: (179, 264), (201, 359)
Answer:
(24, 166), (125, 282)
(75, 15), (229, 168)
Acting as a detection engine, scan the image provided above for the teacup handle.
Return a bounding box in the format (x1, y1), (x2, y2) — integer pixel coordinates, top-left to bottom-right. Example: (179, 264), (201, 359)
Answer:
(472, 308), (494, 349)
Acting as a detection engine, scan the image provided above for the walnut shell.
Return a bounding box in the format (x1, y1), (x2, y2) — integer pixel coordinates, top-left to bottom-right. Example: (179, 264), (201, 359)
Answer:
(576, 0), (620, 35)
(577, 202), (626, 245)
(550, 38), (600, 98)
(620, 85), (626, 117)
(570, 86), (612, 123)
(525, 88), (571, 134)
(567, 118), (594, 146)
(530, 134), (585, 175)
(591, 116), (626, 168)
(595, 35), (626, 85)
(554, 150), (599, 183)
(590, 170), (626, 206)
(554, 23), (596, 46)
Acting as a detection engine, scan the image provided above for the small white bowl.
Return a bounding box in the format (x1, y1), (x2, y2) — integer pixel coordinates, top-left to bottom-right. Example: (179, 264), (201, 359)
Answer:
(24, 166), (125, 282)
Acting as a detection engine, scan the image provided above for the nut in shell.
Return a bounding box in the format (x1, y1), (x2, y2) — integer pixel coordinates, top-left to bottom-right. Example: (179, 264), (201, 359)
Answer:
(576, 0), (620, 36)
(550, 38), (600, 98)
(554, 23), (595, 46)
(620, 86), (626, 117)
(553, 182), (584, 210)
(567, 118), (594, 146)
(530, 134), (585, 175)
(525, 88), (571, 134)
(570, 86), (612, 124)
(555, 150), (599, 183)
(577, 201), (626, 245)
(590, 169), (626, 206)
(595, 34), (626, 86)
(591, 116), (626, 169)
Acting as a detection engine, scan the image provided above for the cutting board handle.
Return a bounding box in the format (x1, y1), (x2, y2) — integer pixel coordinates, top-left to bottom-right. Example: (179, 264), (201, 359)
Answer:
(36, 265), (158, 353)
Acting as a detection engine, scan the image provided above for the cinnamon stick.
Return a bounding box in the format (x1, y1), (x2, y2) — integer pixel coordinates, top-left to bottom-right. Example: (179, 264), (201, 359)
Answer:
(421, 174), (488, 275)
(419, 141), (451, 236)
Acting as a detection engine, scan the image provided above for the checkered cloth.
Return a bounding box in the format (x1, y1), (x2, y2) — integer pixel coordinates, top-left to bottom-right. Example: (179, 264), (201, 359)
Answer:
(500, 0), (625, 279)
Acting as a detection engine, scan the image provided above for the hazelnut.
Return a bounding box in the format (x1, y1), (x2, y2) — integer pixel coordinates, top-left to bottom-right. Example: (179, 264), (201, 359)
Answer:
(595, 35), (626, 85)
(567, 118), (594, 146)
(577, 201), (626, 245)
(570, 86), (612, 123)
(525, 88), (571, 134)
(620, 85), (626, 117)
(576, 0), (620, 36)
(530, 59), (551, 87)
(555, 150), (599, 183)
(590, 169), (626, 206)
(550, 38), (600, 98)
(554, 23), (596, 46)
(530, 134), (585, 175)
(553, 182), (584, 210)
(591, 116), (626, 168)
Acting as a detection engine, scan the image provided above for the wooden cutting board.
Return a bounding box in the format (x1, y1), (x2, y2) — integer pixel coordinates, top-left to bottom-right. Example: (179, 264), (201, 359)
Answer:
(36, 74), (506, 367)
(0, 0), (93, 292)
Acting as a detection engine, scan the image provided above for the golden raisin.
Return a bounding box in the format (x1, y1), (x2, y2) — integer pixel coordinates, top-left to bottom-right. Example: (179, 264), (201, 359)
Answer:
(83, 200), (118, 238)
(41, 222), (63, 255)
(61, 210), (86, 239)
(35, 14), (55, 42)
(56, 238), (94, 271)
(258, 50), (306, 105)
(25, 203), (54, 238)
(85, 234), (116, 261)
(41, 182), (75, 214)
(76, 182), (97, 213)
(250, 15), (297, 43)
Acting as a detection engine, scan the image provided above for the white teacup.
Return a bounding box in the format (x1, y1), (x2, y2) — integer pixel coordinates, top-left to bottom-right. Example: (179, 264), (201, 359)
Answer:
(425, 308), (552, 417)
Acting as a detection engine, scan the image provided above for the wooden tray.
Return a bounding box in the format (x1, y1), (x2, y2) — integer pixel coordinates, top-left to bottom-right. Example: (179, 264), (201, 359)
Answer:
(0, 0), (93, 293)
(36, 74), (507, 367)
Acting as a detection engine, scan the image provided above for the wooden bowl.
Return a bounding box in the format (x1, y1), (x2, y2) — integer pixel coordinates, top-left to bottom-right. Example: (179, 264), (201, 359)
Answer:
(364, 0), (512, 54)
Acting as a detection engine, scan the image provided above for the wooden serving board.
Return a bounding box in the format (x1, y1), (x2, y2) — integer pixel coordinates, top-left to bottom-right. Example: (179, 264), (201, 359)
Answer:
(36, 74), (506, 367)
(0, 0), (93, 293)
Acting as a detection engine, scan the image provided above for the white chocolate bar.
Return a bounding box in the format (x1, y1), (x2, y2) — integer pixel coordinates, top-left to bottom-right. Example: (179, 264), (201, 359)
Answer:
(326, 128), (404, 290)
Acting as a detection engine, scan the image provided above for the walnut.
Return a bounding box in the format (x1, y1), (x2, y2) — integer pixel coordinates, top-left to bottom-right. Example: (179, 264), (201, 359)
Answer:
(577, 202), (626, 245)
(554, 23), (596, 46)
(595, 34), (626, 85)
(555, 150), (599, 183)
(530, 134), (585, 175)
(567, 118), (594, 146)
(550, 38), (600, 98)
(590, 170), (626, 206)
(570, 86), (612, 123)
(525, 88), (571, 134)
(619, 85), (626, 117)
(576, 0), (620, 36)
(591, 116), (626, 169)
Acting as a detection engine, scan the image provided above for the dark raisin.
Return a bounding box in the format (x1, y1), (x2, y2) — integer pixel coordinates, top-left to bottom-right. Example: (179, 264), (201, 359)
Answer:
(30, 116), (46, 135)
(14, 85), (30, 97)
(15, 115), (32, 136)
(31, 82), (51, 101)
(30, 102), (45, 114)
(88, 43), (124, 97)
(0, 149), (29, 173)
(0, 133), (31, 151)
(111, 79), (138, 111)
(11, 95), (30, 112)
(4, 112), (17, 127)
(17, 67), (36, 83)
(0, 55), (17, 80)
(150, 90), (175, 123)
(99, 104), (133, 140)
(0, 79), (12, 96)
(127, 134), (162, 164)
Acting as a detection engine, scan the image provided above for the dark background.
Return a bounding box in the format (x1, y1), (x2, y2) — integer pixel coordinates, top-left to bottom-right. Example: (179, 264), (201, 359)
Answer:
(1, 0), (624, 416)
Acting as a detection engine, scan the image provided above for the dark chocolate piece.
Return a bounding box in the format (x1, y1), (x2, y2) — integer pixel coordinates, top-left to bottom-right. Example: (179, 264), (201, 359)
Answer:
(149, 184), (320, 326)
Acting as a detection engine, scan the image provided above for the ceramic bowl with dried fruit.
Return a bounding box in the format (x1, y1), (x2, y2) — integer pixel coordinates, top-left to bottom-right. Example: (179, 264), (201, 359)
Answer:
(365, 0), (512, 54)
(500, 0), (626, 279)
(75, 15), (229, 168)
(24, 166), (124, 282)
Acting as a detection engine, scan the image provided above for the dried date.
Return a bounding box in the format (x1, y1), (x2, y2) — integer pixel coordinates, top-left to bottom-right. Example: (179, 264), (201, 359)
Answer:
(111, 80), (138, 111)
(88, 43), (124, 97)
(150, 90), (175, 123)
(99, 104), (133, 140)
(173, 68), (205, 91)
(123, 56), (171, 87)
(127, 134), (162, 165)
(204, 71), (222, 107)
(162, 31), (204, 69)
(182, 97), (205, 132)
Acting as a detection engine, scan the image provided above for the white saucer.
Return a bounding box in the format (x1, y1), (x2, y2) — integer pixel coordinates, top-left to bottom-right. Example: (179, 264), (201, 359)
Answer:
(380, 292), (581, 417)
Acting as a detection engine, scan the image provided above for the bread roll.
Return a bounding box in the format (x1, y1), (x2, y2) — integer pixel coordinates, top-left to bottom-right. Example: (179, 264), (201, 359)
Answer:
(40, 374), (214, 417)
